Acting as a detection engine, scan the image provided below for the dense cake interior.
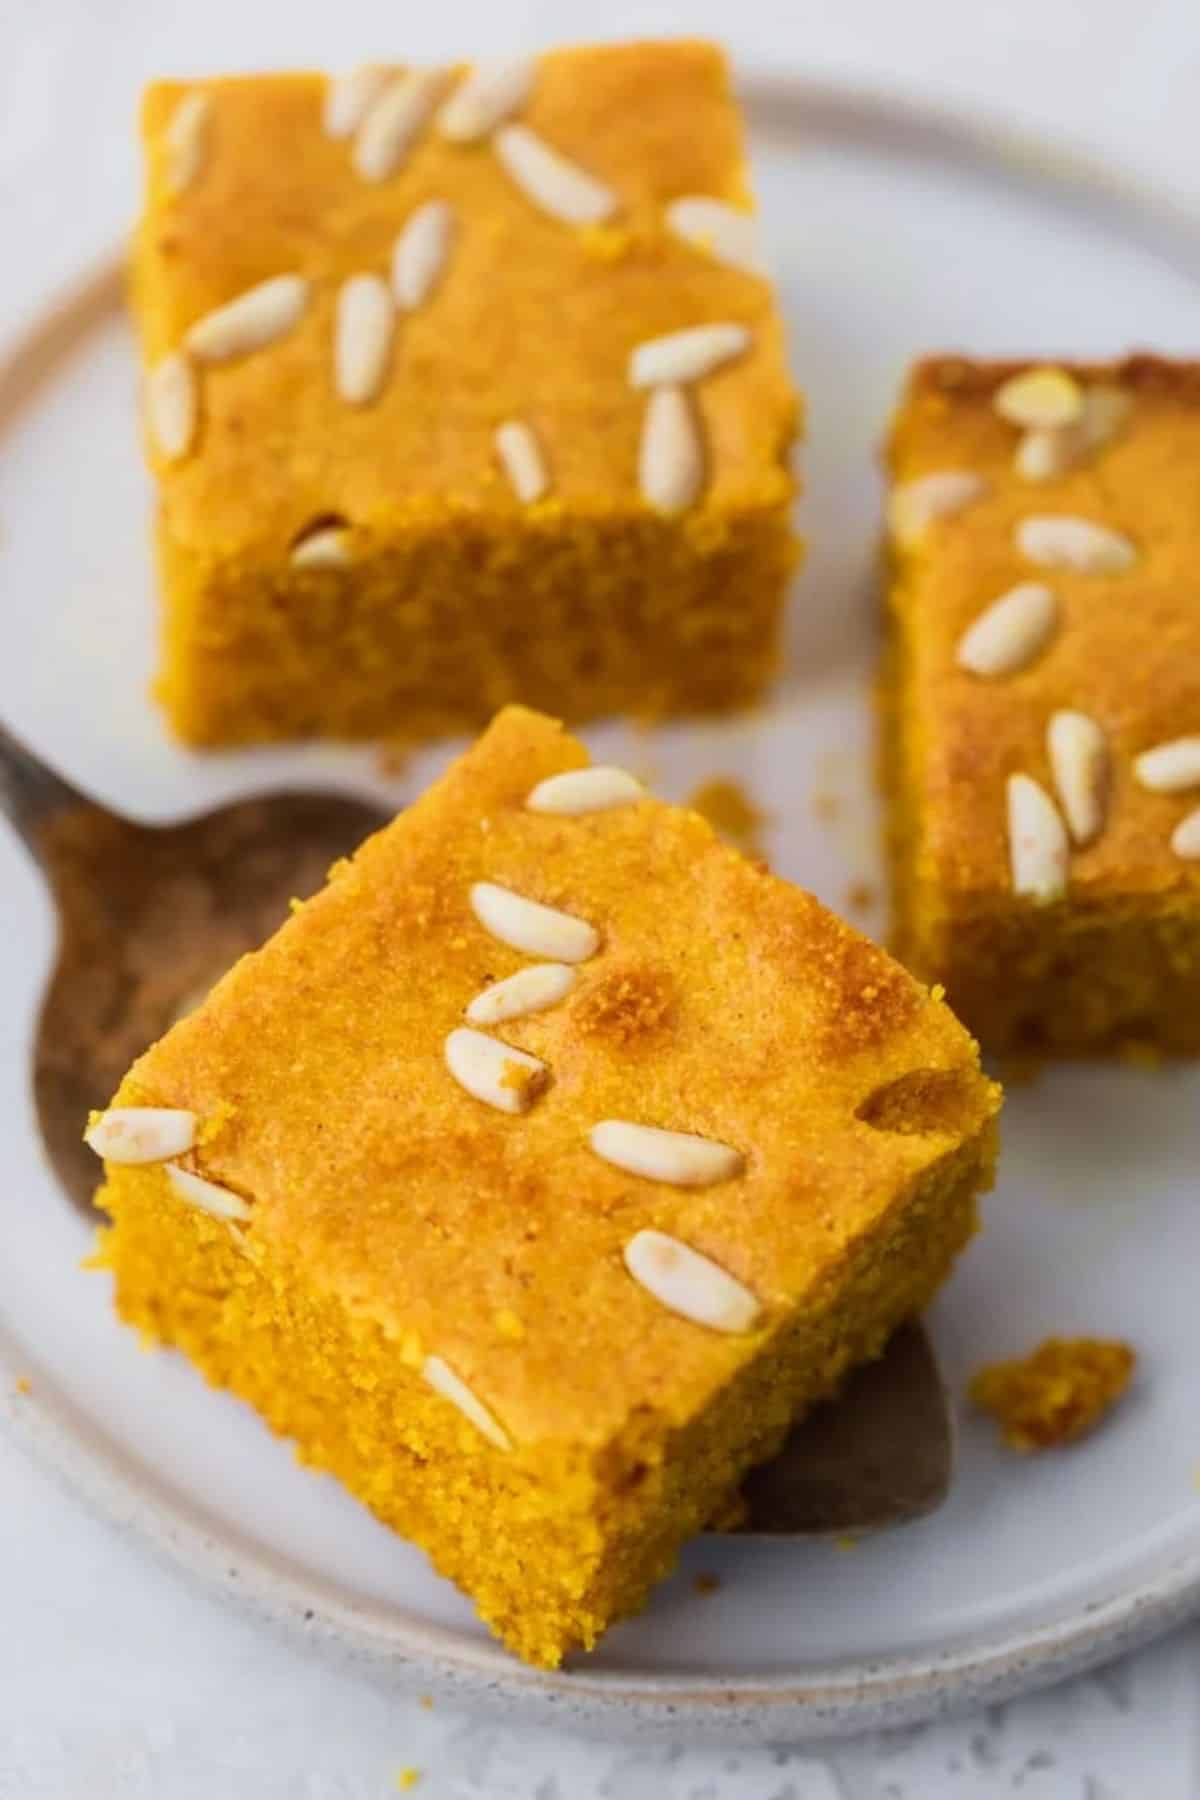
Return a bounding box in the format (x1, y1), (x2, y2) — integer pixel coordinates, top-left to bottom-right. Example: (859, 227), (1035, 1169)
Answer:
(99, 1128), (987, 1664)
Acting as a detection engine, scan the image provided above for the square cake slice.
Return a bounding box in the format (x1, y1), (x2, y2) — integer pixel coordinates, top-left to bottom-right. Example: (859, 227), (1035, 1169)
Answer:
(132, 40), (799, 746)
(93, 706), (999, 1666)
(884, 355), (1200, 1056)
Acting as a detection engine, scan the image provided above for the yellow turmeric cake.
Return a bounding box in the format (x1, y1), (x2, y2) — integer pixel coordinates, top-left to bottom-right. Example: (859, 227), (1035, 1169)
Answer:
(884, 356), (1200, 1056)
(92, 706), (999, 1667)
(970, 1336), (1135, 1453)
(131, 42), (799, 746)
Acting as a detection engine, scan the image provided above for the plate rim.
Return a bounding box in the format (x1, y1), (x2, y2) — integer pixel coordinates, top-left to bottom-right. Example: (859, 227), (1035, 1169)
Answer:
(4, 70), (1200, 1741)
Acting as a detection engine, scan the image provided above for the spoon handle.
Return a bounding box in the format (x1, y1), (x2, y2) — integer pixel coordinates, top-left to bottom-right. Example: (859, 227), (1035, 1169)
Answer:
(0, 721), (86, 861)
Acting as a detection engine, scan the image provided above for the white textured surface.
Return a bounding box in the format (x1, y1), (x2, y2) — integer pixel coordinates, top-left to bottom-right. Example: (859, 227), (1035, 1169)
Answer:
(5, 0), (1200, 1790)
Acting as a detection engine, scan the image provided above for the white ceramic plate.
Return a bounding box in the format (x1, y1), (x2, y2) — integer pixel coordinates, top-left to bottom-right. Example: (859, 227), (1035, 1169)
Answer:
(2, 77), (1200, 1743)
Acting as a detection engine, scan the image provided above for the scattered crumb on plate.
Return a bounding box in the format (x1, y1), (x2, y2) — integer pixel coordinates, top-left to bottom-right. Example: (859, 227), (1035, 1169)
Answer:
(395, 1768), (422, 1791)
(844, 879), (876, 915)
(375, 741), (412, 780)
(14, 1377), (30, 1396)
(418, 1695), (434, 1710)
(693, 1571), (721, 1595)
(687, 775), (769, 857)
(969, 1337), (1135, 1452)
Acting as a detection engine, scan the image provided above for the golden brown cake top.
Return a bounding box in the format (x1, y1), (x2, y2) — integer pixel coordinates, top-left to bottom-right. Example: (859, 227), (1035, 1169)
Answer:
(110, 706), (996, 1450)
(887, 355), (1200, 903)
(133, 41), (798, 555)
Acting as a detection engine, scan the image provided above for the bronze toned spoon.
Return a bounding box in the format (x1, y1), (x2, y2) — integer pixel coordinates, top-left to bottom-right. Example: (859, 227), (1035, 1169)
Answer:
(732, 1320), (953, 1535)
(1, 719), (952, 1533)
(0, 721), (389, 1216)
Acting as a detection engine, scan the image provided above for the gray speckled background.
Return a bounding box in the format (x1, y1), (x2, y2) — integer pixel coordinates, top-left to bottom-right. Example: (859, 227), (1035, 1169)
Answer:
(5, 0), (1200, 1791)
(3, 1425), (1198, 1796)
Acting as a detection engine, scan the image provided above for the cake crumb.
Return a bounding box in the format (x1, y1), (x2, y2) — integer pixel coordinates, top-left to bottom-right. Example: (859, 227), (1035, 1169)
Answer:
(833, 1534), (859, 1552)
(693, 1570), (721, 1595)
(375, 740), (411, 779)
(812, 789), (840, 823)
(418, 1695), (434, 1710)
(14, 1377), (30, 1396)
(845, 879), (876, 915)
(396, 1769), (422, 1791)
(288, 896), (305, 915)
(970, 1337), (1135, 1452)
(687, 776), (769, 858)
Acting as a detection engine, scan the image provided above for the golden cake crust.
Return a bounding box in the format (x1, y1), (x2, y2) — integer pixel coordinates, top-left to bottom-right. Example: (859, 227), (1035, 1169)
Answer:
(135, 43), (796, 554)
(106, 706), (995, 1449)
(887, 354), (1200, 903)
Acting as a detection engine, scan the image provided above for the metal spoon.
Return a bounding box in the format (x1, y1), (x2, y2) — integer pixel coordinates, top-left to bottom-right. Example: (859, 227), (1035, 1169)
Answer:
(0, 722), (389, 1216)
(733, 1319), (953, 1536)
(1, 721), (952, 1532)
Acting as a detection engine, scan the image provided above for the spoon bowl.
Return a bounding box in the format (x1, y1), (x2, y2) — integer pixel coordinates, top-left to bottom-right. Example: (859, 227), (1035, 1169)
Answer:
(1, 723), (389, 1215)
